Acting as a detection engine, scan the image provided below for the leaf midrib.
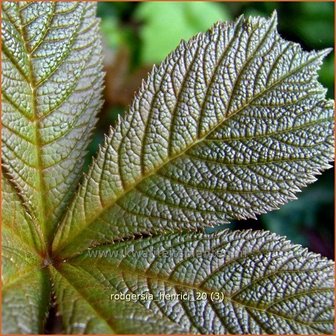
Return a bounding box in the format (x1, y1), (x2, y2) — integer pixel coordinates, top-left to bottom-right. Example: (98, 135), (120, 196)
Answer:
(16, 6), (50, 244)
(12, 3), (85, 245)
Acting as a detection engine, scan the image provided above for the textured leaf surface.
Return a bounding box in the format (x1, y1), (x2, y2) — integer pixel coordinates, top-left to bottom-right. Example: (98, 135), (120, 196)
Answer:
(52, 230), (334, 334)
(53, 12), (334, 258)
(1, 1), (104, 241)
(2, 175), (50, 334)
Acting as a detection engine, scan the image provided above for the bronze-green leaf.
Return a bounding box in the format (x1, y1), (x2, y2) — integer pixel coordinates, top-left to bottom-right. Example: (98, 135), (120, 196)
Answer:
(53, 12), (334, 258)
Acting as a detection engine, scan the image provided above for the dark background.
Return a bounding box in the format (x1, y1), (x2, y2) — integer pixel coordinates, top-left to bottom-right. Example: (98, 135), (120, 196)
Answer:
(89, 1), (334, 259)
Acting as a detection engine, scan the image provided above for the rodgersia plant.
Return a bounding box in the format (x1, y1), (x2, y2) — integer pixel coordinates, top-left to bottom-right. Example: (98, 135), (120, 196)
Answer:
(1, 2), (334, 334)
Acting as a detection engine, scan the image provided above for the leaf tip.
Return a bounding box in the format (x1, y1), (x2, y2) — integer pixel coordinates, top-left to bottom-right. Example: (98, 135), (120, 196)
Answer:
(235, 14), (245, 27)
(319, 47), (333, 59)
(270, 10), (278, 24)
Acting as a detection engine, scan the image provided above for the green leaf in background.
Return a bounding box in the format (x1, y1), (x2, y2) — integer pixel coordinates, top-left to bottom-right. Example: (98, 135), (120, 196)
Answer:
(296, 2), (333, 48)
(100, 17), (123, 49)
(136, 1), (230, 64)
(52, 230), (334, 334)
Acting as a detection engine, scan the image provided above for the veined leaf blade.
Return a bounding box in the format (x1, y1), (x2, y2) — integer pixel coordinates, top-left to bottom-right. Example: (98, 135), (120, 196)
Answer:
(53, 12), (334, 258)
(54, 230), (334, 334)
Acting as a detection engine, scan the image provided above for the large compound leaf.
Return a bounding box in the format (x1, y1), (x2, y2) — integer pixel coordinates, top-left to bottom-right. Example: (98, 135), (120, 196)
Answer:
(1, 2), (104, 242)
(2, 175), (51, 334)
(52, 230), (334, 334)
(53, 12), (334, 258)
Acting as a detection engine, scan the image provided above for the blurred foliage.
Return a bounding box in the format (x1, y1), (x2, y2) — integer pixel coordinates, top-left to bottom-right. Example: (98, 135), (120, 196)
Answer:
(135, 2), (229, 64)
(90, 1), (334, 258)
